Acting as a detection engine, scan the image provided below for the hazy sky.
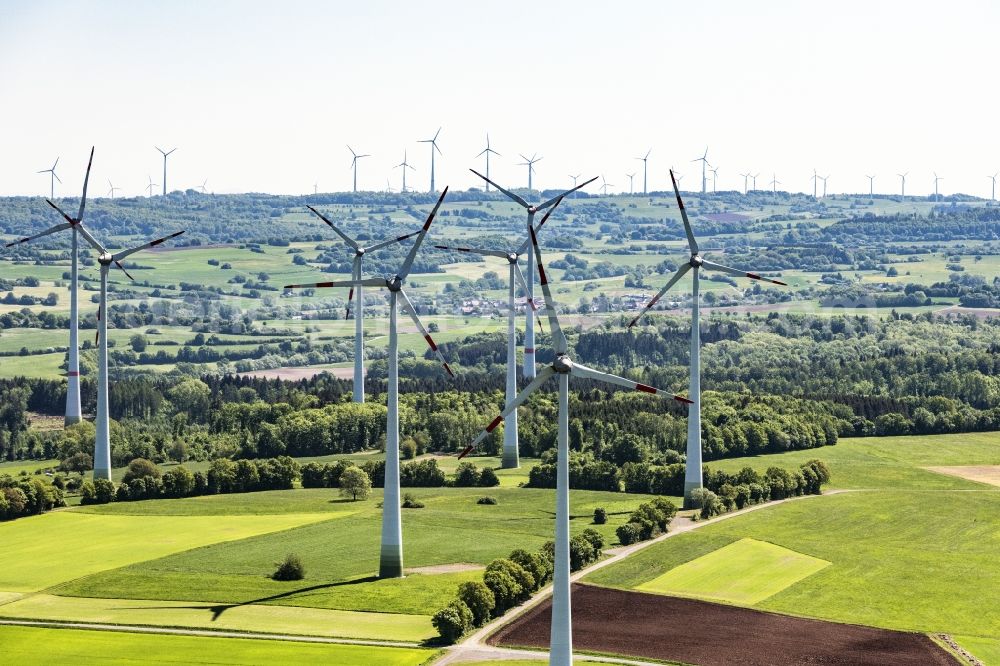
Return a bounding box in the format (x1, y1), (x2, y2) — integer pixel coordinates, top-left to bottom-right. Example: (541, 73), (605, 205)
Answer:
(1, 0), (998, 198)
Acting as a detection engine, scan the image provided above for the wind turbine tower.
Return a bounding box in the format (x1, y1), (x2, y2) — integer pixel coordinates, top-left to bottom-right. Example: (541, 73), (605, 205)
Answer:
(770, 173), (780, 193)
(752, 173), (760, 191)
(739, 172), (750, 195)
(990, 173), (998, 201)
(692, 147), (710, 193)
(811, 169), (819, 198)
(347, 146), (370, 193)
(600, 176), (614, 196)
(395, 151), (415, 193)
(303, 206), (427, 403)
(470, 169), (596, 379)
(286, 190), (452, 578)
(155, 147), (176, 196)
(626, 173), (636, 194)
(460, 217), (691, 666)
(635, 149), (651, 195)
(476, 135), (501, 191)
(933, 172), (943, 202)
(37, 157), (61, 199)
(107, 180), (121, 199)
(630, 170), (785, 505)
(866, 174), (875, 201)
(419, 128), (443, 193)
(519, 154), (542, 191)
(821, 174), (830, 198)
(435, 203), (561, 468)
(146, 176), (158, 197)
(709, 166), (718, 193)
(898, 172), (908, 197)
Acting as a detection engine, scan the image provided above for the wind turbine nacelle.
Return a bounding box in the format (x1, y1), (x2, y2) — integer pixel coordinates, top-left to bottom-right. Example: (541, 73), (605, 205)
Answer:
(689, 255), (704, 268)
(98, 253), (114, 265)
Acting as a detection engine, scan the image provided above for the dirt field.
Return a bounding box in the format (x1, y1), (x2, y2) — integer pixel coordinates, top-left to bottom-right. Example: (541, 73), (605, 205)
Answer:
(489, 584), (955, 666)
(926, 465), (1000, 487)
(238, 366), (355, 381)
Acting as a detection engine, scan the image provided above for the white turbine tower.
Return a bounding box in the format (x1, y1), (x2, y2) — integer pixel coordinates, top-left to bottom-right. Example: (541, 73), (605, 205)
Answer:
(769, 173), (780, 193)
(933, 172), (943, 202)
(434, 202), (562, 468)
(286, 189), (451, 578)
(145, 176), (158, 198)
(866, 174), (875, 201)
(990, 173), (998, 201)
(37, 157), (61, 199)
(155, 147), (176, 196)
(692, 147), (710, 193)
(739, 171), (750, 195)
(599, 176), (614, 196)
(470, 169), (597, 379)
(459, 213), (692, 666)
(419, 127), (442, 193)
(303, 205), (426, 403)
(635, 149), (651, 195)
(811, 169), (819, 198)
(709, 166), (718, 193)
(395, 151), (415, 193)
(821, 174), (830, 198)
(626, 172), (636, 194)
(752, 173), (760, 191)
(476, 135), (501, 191)
(7, 147), (96, 426)
(898, 172), (908, 197)
(107, 179), (121, 199)
(519, 154), (542, 191)
(629, 170), (786, 505)
(347, 146), (370, 193)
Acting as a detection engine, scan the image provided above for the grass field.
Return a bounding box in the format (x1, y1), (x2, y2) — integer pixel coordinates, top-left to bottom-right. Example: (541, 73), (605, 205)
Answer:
(0, 625), (436, 665)
(0, 457), (60, 477)
(587, 432), (1000, 655)
(636, 537), (830, 605)
(954, 635), (1000, 666)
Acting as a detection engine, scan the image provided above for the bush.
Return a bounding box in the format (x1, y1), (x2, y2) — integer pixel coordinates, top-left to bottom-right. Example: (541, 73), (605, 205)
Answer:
(615, 522), (642, 546)
(569, 534), (596, 571)
(581, 527), (605, 551)
(402, 493), (425, 508)
(59, 452), (93, 473)
(300, 462), (326, 488)
(509, 548), (551, 589)
(122, 458), (161, 484)
(272, 553), (305, 581)
(478, 467), (499, 487)
(453, 462), (481, 487)
(456, 580), (495, 627)
(477, 496), (497, 505)
(432, 599), (473, 644)
(162, 466), (195, 498)
(593, 507), (607, 524)
(697, 490), (725, 519)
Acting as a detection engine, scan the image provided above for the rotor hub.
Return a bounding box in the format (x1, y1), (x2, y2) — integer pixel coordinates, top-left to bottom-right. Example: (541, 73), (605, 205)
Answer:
(98, 253), (113, 265)
(387, 276), (402, 292)
(357, 248), (366, 257)
(528, 206), (538, 214)
(552, 354), (573, 374)
(689, 254), (703, 268)
(507, 253), (518, 264)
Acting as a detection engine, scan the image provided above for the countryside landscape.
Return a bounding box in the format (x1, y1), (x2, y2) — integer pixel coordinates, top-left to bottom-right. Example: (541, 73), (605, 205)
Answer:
(2, 2), (999, 665)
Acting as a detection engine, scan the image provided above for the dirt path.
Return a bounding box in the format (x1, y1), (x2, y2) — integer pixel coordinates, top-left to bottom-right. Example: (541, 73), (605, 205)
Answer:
(435, 491), (847, 665)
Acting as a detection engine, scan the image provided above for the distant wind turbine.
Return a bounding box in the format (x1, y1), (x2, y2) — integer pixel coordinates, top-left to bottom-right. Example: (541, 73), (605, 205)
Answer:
(519, 153), (542, 191)
(145, 176), (158, 197)
(811, 169), (819, 198)
(476, 135), (500, 191)
(691, 147), (710, 193)
(990, 173), (998, 201)
(197, 179), (209, 194)
(419, 127), (442, 193)
(898, 172), (908, 197)
(347, 146), (371, 193)
(395, 151), (415, 192)
(635, 149), (651, 195)
(821, 174), (830, 198)
(933, 172), (943, 202)
(709, 166), (718, 193)
(600, 175), (614, 196)
(107, 179), (121, 199)
(626, 172), (636, 194)
(38, 157), (61, 199)
(866, 174), (875, 200)
(752, 173), (760, 191)
(770, 173), (780, 193)
(739, 172), (750, 195)
(155, 146), (176, 196)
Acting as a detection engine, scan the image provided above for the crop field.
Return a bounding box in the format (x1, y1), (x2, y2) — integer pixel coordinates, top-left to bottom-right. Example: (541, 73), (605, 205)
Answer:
(0, 625), (436, 666)
(585, 432), (1000, 663)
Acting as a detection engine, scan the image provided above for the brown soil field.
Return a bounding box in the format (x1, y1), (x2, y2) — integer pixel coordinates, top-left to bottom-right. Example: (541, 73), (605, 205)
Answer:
(926, 465), (1000, 487)
(238, 366), (355, 381)
(490, 583), (955, 666)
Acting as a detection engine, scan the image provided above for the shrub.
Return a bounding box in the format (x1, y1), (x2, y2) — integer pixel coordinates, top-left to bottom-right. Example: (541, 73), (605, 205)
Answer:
(339, 466), (371, 501)
(593, 507), (607, 524)
(402, 493), (425, 508)
(272, 553), (305, 581)
(697, 490), (725, 519)
(300, 462), (326, 488)
(453, 462), (481, 487)
(432, 599), (473, 644)
(93, 478), (116, 504)
(569, 534), (596, 571)
(581, 527), (605, 551)
(484, 558), (534, 612)
(162, 466), (195, 498)
(509, 548), (551, 589)
(456, 581), (495, 627)
(477, 496), (497, 505)
(122, 458), (161, 484)
(616, 522), (642, 546)
(478, 467), (499, 487)
(59, 452), (93, 473)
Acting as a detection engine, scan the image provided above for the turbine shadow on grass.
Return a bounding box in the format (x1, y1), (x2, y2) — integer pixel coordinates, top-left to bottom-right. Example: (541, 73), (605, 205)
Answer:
(121, 576), (379, 621)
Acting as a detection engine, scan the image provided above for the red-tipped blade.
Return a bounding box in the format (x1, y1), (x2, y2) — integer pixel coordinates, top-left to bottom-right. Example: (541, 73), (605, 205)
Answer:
(114, 261), (135, 281)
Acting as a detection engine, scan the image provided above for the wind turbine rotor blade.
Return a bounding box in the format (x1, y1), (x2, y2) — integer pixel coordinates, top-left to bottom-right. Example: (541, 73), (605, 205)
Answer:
(476, 148), (489, 158)
(398, 187), (448, 279)
(114, 260), (135, 281)
(513, 263), (540, 313)
(77, 146), (95, 221)
(627, 263), (691, 328)
(669, 170), (699, 254)
(537, 176), (597, 211)
(527, 212), (567, 353)
(398, 288), (454, 377)
(45, 199), (76, 224)
(701, 259), (787, 285)
(114, 230), (185, 262)
(4, 222), (73, 247)
(54, 172), (62, 184)
(570, 362), (692, 405)
(516, 196), (564, 255)
(73, 221), (108, 254)
(364, 230), (422, 253)
(469, 169), (529, 208)
(285, 277), (383, 290)
(458, 365), (556, 459)
(346, 287), (354, 320)
(432, 244), (509, 259)
(306, 206), (359, 250)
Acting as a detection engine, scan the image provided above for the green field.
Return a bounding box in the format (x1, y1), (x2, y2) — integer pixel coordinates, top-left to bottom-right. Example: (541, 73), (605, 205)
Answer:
(586, 432), (1000, 655)
(636, 537), (830, 605)
(0, 625), (436, 665)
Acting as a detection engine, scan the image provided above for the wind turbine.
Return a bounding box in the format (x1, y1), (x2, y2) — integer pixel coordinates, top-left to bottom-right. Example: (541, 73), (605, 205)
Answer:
(519, 154), (542, 191)
(990, 173), (997, 201)
(395, 151), (415, 192)
(898, 172), (908, 197)
(752, 173), (760, 191)
(629, 170), (786, 505)
(739, 172), (750, 195)
(7, 147), (97, 427)
(286, 189), (450, 578)
(635, 149), (651, 195)
(821, 174), (830, 198)
(476, 135), (501, 191)
(691, 147), (710, 193)
(145, 176), (158, 197)
(866, 174), (875, 200)
(933, 172), (943, 202)
(811, 169), (819, 198)
(599, 176), (614, 196)
(434, 203), (562, 468)
(155, 146), (176, 196)
(459, 215), (692, 666)
(38, 157), (61, 199)
(568, 174), (581, 197)
(419, 127), (442, 193)
(197, 179), (209, 194)
(107, 179), (121, 199)
(770, 173), (780, 193)
(347, 146), (370, 193)
(470, 169), (597, 379)
(626, 172), (636, 194)
(709, 166), (718, 193)
(303, 205), (427, 404)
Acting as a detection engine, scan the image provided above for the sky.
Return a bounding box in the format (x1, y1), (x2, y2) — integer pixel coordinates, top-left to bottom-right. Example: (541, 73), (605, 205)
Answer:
(1, 0), (998, 198)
